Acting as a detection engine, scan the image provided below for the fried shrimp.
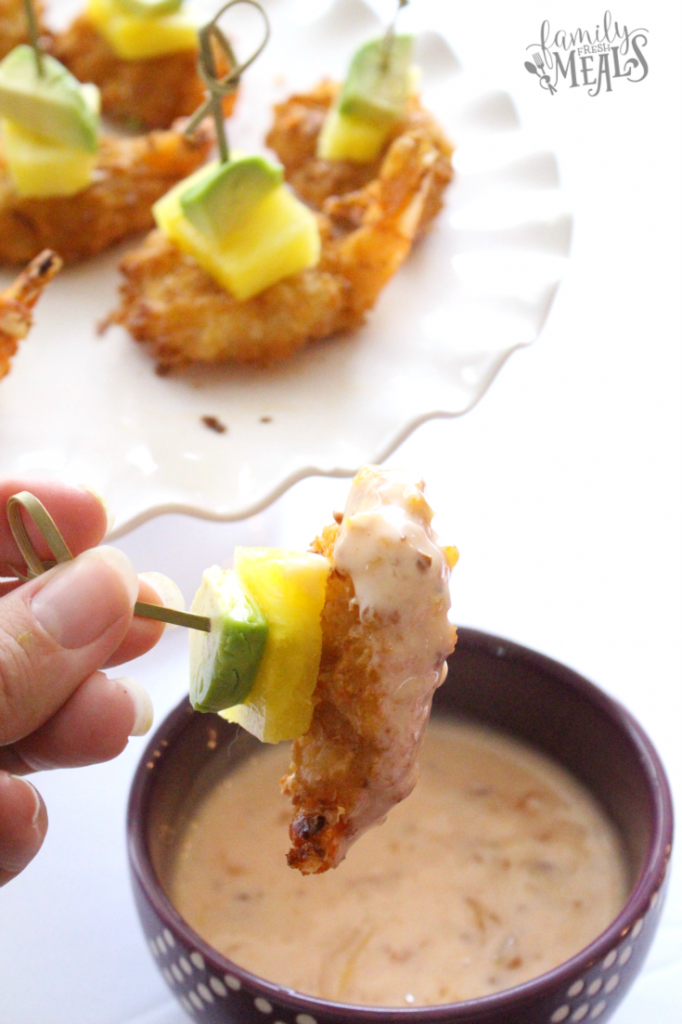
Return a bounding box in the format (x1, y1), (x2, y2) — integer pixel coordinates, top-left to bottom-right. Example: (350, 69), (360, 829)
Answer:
(0, 248), (61, 379)
(0, 0), (45, 60)
(282, 466), (457, 875)
(0, 121), (213, 265)
(50, 15), (236, 131)
(266, 79), (454, 240)
(111, 126), (442, 368)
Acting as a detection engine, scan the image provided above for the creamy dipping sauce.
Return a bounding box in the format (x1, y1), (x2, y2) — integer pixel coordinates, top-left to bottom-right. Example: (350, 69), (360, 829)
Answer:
(168, 719), (628, 1007)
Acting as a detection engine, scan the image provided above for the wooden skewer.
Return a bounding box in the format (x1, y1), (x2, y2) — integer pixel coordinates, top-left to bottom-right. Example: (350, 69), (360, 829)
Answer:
(6, 491), (211, 632)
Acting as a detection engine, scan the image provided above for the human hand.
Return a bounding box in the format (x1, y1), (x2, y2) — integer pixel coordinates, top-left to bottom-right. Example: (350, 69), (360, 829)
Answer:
(0, 479), (166, 885)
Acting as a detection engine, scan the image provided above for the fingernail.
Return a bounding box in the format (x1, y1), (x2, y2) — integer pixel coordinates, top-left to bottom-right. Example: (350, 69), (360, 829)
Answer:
(115, 676), (154, 737)
(31, 547), (138, 650)
(80, 484), (115, 534)
(9, 775), (41, 827)
(138, 572), (186, 630)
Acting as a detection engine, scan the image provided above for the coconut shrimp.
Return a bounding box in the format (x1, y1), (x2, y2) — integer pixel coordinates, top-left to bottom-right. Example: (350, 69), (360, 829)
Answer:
(111, 126), (442, 368)
(50, 14), (236, 131)
(0, 0), (45, 60)
(0, 248), (61, 379)
(0, 121), (213, 265)
(282, 466), (457, 875)
(266, 79), (454, 241)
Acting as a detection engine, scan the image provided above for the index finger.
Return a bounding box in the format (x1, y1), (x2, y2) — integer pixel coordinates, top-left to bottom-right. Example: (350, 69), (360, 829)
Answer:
(0, 480), (109, 576)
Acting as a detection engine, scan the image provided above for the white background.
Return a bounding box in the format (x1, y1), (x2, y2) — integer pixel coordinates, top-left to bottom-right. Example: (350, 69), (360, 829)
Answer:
(1, 1), (680, 1021)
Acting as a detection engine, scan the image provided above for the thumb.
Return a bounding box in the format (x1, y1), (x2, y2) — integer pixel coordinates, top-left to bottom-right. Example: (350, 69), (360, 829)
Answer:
(0, 546), (140, 745)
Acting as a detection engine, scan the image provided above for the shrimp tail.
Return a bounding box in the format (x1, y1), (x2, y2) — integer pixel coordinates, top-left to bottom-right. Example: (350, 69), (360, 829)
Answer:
(0, 250), (62, 380)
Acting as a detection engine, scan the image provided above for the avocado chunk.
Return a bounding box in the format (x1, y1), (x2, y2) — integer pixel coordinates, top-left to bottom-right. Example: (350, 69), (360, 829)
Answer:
(189, 566), (268, 714)
(155, 167), (320, 301)
(179, 156), (284, 244)
(338, 34), (414, 126)
(0, 46), (99, 152)
(116, 0), (183, 14)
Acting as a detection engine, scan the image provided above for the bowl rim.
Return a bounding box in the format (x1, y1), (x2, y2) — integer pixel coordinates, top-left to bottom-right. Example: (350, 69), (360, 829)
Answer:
(127, 626), (674, 1019)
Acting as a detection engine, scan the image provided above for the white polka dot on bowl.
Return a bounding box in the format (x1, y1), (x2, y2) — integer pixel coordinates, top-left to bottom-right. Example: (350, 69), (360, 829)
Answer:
(225, 975), (241, 991)
(550, 1007), (570, 1023)
(590, 1000), (607, 1019)
(255, 997), (273, 1014)
(191, 952), (206, 971)
(618, 945), (632, 966)
(198, 983), (214, 1003)
(209, 977), (228, 997)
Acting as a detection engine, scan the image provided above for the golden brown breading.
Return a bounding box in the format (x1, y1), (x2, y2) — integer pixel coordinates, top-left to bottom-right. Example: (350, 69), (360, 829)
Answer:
(50, 14), (236, 130)
(0, 0), (46, 59)
(282, 467), (457, 874)
(112, 127), (441, 367)
(283, 522), (376, 873)
(266, 79), (454, 240)
(0, 121), (212, 264)
(0, 249), (61, 379)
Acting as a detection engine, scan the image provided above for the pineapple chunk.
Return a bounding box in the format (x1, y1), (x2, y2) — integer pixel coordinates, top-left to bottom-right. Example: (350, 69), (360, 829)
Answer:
(317, 36), (420, 163)
(85, 0), (197, 60)
(317, 104), (390, 162)
(153, 166), (321, 301)
(221, 548), (330, 743)
(1, 118), (97, 197)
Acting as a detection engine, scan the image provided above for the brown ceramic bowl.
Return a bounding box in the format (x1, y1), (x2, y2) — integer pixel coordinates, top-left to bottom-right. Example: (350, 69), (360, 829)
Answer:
(127, 628), (673, 1024)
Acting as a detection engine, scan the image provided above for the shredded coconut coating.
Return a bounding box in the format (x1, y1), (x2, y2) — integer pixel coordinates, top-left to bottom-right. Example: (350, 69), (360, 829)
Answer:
(50, 14), (236, 130)
(283, 466), (457, 874)
(112, 125), (443, 368)
(266, 79), (454, 241)
(0, 121), (212, 265)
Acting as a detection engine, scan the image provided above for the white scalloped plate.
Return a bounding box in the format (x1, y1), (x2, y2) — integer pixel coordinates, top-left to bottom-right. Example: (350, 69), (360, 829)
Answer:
(0, 0), (572, 538)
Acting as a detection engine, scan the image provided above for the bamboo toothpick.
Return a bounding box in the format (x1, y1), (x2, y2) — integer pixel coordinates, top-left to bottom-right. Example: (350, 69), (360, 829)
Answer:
(22, 0), (44, 77)
(6, 491), (210, 633)
(381, 0), (410, 70)
(185, 0), (270, 163)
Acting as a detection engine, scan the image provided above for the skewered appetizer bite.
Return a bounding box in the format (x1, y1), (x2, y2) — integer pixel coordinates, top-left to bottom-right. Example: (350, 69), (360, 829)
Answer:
(111, 125), (442, 367)
(188, 465), (458, 874)
(50, 0), (236, 130)
(266, 31), (453, 241)
(0, 43), (212, 263)
(0, 247), (60, 378)
(106, 4), (444, 368)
